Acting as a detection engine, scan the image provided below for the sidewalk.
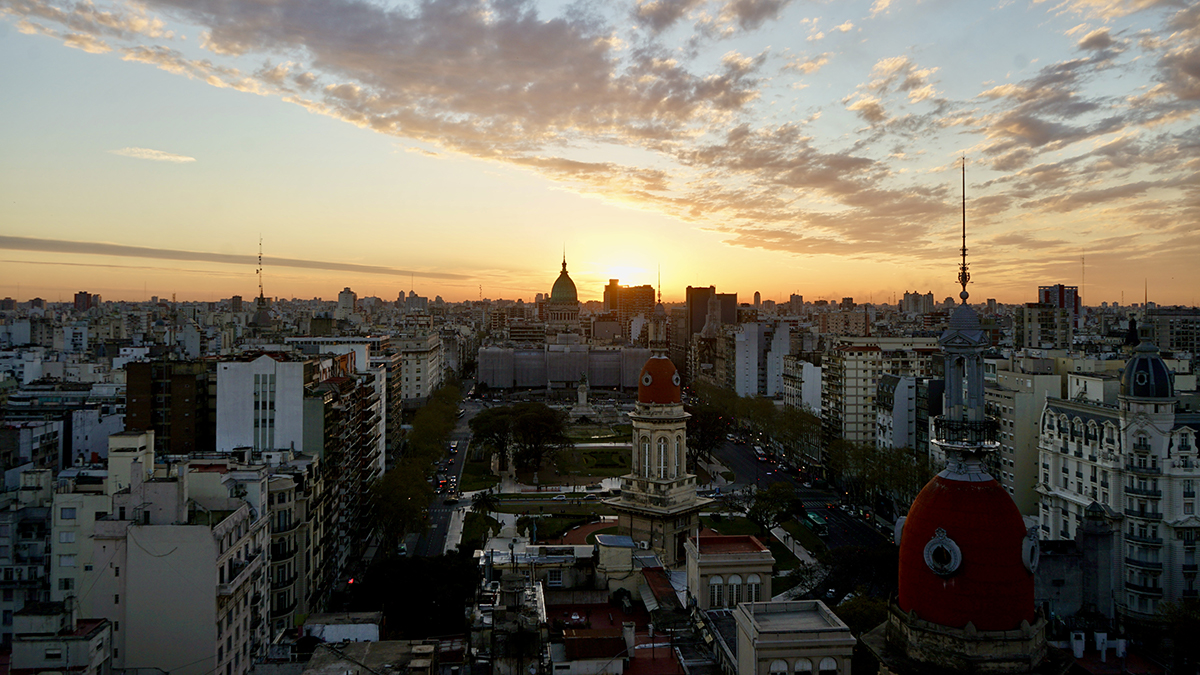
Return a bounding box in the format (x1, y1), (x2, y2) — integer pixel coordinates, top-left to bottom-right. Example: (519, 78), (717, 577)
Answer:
(770, 525), (818, 565)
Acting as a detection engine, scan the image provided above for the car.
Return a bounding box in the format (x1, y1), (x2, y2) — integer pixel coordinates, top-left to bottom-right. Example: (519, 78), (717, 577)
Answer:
(448, 458), (455, 464)
(553, 494), (567, 501)
(584, 494), (599, 501)
(803, 482), (813, 488)
(824, 588), (838, 600)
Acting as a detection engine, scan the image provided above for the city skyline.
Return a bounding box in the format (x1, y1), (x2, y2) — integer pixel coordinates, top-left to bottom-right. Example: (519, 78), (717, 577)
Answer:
(2, 0), (1198, 305)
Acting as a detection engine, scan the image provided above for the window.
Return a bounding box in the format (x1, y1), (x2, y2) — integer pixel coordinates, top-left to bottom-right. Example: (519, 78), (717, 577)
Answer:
(60, 507), (76, 520)
(658, 438), (669, 479)
(818, 657), (839, 675)
(675, 437), (683, 478)
(794, 658), (813, 674)
(58, 555), (76, 568)
(728, 575), (743, 606)
(57, 578), (74, 591)
(59, 531), (75, 544)
(641, 438), (651, 477)
(747, 574), (762, 602)
(44, 648), (63, 660)
(114, 594), (119, 604)
(547, 569), (563, 588)
(769, 660), (788, 674)
(708, 576), (724, 607)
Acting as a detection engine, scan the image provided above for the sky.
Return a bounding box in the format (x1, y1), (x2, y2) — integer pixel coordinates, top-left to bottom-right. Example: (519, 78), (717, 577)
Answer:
(1, 0), (1197, 306)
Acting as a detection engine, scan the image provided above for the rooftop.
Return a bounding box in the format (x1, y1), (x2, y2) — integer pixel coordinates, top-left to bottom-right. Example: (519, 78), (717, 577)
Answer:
(692, 535), (768, 554)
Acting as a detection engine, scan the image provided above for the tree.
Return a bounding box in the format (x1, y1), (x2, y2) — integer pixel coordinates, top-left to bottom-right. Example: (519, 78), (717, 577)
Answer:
(509, 402), (572, 471)
(1159, 599), (1200, 673)
(746, 482), (797, 535)
(469, 406), (514, 469)
(686, 404), (726, 472)
(471, 488), (501, 515)
(371, 461), (433, 545)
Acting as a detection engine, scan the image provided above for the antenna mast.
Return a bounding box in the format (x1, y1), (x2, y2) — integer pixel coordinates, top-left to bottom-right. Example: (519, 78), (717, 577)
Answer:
(957, 157), (970, 303)
(257, 236), (264, 301)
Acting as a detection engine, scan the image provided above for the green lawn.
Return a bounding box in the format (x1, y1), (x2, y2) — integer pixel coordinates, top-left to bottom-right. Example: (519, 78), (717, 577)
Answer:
(782, 518), (829, 557)
(459, 513), (501, 551)
(515, 514), (593, 541)
(460, 458), (500, 492)
(493, 502), (617, 518)
(555, 447), (631, 478)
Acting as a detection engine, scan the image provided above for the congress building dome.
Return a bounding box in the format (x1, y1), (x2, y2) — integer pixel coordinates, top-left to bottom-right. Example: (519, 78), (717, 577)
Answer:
(550, 258), (578, 304)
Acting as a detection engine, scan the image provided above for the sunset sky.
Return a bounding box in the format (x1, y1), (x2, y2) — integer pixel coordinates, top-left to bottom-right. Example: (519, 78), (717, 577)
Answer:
(1, 0), (1197, 306)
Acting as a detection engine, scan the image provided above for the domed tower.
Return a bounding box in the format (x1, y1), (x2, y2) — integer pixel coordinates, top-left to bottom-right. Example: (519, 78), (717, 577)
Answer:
(866, 163), (1061, 675)
(546, 256), (581, 334)
(607, 355), (710, 566)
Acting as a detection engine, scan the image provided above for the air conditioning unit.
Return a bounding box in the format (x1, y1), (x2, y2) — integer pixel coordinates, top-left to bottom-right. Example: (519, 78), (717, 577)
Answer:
(637, 541), (649, 550)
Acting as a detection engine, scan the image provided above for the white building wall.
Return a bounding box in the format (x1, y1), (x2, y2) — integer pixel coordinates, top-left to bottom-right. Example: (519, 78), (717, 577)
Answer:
(216, 356), (308, 452)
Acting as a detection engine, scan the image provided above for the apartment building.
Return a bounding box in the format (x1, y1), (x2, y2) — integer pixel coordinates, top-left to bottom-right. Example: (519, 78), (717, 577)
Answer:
(821, 337), (938, 447)
(1036, 341), (1200, 623)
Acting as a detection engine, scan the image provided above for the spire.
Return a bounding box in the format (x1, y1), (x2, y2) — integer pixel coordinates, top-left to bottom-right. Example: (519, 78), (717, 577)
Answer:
(562, 245), (567, 273)
(957, 157), (970, 304)
(257, 235), (265, 302)
(657, 265), (662, 304)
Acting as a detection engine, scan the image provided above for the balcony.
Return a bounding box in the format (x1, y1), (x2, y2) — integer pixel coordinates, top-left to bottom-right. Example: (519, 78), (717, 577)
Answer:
(1126, 533), (1163, 545)
(1125, 464), (1161, 476)
(1126, 486), (1162, 498)
(270, 598), (297, 618)
(218, 552), (261, 596)
(1183, 564), (1198, 573)
(1124, 509), (1163, 521)
(1125, 557), (1162, 570)
(1186, 491), (1197, 499)
(269, 543), (297, 562)
(934, 417), (1000, 445)
(271, 571), (298, 590)
(1124, 581), (1162, 596)
(272, 518), (302, 534)
(1185, 590), (1199, 598)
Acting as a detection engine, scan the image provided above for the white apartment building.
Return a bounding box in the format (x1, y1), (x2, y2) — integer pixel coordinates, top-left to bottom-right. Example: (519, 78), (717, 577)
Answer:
(216, 354), (313, 453)
(875, 375), (915, 451)
(981, 370), (1063, 514)
(821, 337), (938, 447)
(85, 459), (270, 675)
(782, 355), (821, 415)
(393, 333), (443, 406)
(1036, 342), (1200, 622)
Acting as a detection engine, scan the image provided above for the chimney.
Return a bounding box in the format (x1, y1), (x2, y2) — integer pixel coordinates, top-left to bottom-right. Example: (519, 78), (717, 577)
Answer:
(622, 621), (636, 655)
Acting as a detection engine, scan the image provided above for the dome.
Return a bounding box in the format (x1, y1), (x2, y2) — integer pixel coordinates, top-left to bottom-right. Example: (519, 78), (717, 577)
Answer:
(1121, 340), (1173, 398)
(897, 474), (1035, 631)
(550, 259), (578, 304)
(638, 356), (681, 404)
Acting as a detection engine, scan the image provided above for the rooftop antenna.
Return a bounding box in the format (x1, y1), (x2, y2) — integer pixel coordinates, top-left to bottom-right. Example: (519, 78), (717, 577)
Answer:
(657, 265), (662, 304)
(958, 156), (970, 304)
(257, 236), (264, 302)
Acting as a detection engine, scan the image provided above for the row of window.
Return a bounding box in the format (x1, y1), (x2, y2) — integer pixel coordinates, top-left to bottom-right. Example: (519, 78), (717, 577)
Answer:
(767, 656), (839, 674)
(707, 574), (763, 608)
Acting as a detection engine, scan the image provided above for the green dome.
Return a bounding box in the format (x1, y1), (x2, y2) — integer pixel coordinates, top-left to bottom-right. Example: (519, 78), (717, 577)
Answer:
(550, 259), (577, 304)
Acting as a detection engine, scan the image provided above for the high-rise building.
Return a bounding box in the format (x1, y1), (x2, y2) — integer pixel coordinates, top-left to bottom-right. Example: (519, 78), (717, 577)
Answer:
(1016, 303), (1074, 350)
(1038, 284), (1081, 327)
(821, 337), (938, 447)
(124, 360), (215, 455)
(1143, 306), (1200, 354)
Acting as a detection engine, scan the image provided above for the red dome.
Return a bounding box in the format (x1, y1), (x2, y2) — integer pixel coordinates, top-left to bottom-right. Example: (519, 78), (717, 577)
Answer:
(897, 474), (1034, 631)
(638, 356), (681, 404)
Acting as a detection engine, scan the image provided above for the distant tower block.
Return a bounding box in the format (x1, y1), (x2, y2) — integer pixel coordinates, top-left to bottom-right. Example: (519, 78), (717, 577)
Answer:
(606, 356), (710, 567)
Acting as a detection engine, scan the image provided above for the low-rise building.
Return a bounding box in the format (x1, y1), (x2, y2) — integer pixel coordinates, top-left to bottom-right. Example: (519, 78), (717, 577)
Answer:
(685, 535), (773, 611)
(731, 600), (855, 675)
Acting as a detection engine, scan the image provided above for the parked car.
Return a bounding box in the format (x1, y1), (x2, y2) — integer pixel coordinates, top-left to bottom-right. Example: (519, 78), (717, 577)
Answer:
(553, 494), (567, 501)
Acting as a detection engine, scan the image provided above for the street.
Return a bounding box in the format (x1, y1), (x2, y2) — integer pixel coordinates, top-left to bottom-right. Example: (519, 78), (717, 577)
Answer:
(413, 399), (481, 557)
(709, 438), (887, 550)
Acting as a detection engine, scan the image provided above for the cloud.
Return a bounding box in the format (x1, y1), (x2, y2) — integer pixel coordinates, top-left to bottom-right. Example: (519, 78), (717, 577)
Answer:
(633, 0), (704, 33)
(869, 0), (893, 18)
(718, 0), (793, 32)
(0, 236), (472, 280)
(784, 52), (830, 75)
(109, 147), (196, 162)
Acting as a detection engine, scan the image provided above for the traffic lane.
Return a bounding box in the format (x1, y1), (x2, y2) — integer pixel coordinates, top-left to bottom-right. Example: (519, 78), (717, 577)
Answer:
(416, 401), (478, 556)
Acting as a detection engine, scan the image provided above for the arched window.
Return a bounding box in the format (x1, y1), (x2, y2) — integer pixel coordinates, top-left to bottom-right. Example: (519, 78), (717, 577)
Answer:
(794, 658), (813, 674)
(675, 436), (683, 478)
(747, 573), (762, 602)
(658, 437), (668, 479)
(641, 437), (651, 477)
(708, 576), (724, 608)
(769, 660), (788, 675)
(818, 657), (838, 675)
(728, 574), (742, 606)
